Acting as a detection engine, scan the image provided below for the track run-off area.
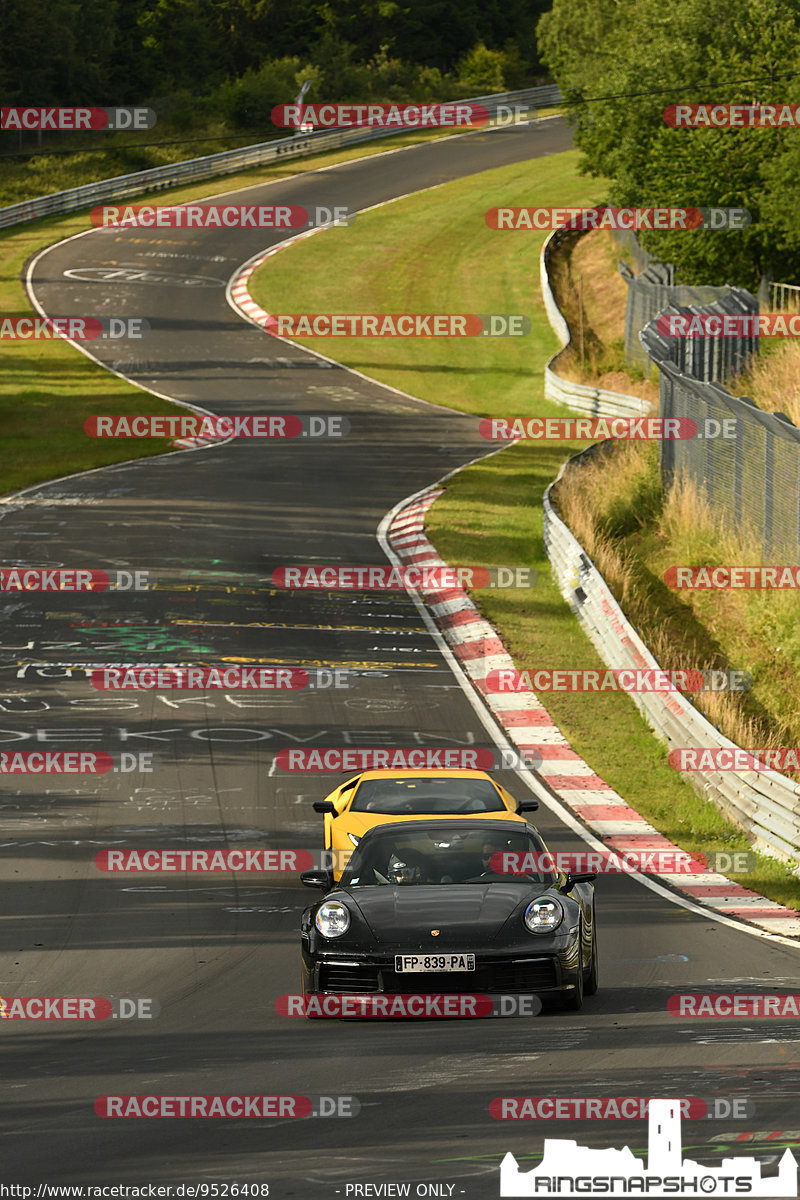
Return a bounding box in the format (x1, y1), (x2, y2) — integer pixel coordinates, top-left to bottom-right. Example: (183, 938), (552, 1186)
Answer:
(3, 116), (800, 1194)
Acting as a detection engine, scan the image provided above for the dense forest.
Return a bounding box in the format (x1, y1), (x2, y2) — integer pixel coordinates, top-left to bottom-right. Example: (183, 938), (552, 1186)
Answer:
(538, 0), (800, 286)
(0, 0), (549, 112)
(4, 0), (800, 287)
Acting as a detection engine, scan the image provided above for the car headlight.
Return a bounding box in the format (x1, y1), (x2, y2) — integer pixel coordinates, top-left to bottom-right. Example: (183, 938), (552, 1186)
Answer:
(525, 897), (563, 934)
(315, 901), (351, 938)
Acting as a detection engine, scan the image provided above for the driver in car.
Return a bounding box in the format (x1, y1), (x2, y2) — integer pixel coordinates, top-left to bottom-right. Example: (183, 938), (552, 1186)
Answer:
(387, 850), (429, 884)
(479, 838), (508, 876)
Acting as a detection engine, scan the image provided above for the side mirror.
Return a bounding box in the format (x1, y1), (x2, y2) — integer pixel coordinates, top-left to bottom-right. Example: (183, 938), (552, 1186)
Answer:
(301, 868), (333, 890)
(312, 800), (336, 814)
(561, 872), (596, 892)
(516, 799), (539, 813)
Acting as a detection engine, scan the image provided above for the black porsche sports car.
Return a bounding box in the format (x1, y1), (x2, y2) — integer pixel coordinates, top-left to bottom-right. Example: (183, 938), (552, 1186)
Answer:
(300, 818), (598, 1012)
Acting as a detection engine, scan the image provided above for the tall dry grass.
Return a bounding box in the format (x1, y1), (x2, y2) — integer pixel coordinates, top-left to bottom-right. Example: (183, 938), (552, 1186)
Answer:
(738, 338), (800, 427)
(555, 445), (799, 770)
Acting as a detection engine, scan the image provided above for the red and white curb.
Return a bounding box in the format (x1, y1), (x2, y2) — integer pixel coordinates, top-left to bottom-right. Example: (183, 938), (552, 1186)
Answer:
(172, 433), (225, 449)
(228, 229), (319, 333)
(387, 489), (800, 939)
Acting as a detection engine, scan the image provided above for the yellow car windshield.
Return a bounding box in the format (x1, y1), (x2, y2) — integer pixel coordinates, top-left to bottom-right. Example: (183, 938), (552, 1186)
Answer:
(350, 776), (505, 815)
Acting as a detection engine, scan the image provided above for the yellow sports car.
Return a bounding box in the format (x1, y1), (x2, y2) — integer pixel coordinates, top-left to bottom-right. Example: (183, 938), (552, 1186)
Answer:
(312, 768), (539, 879)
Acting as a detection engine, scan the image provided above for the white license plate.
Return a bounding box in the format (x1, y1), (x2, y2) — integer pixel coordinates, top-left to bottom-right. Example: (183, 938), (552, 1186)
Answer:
(394, 953), (475, 973)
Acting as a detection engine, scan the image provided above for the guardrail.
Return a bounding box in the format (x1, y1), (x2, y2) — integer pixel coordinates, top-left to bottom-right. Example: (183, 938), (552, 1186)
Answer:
(771, 281), (800, 310)
(640, 302), (800, 557)
(540, 222), (654, 418)
(640, 289), (759, 382)
(543, 447), (800, 868)
(0, 85), (562, 231)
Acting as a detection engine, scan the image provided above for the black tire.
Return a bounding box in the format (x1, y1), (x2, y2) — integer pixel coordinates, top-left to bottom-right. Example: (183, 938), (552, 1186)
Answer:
(584, 923), (599, 996)
(301, 972), (324, 1019)
(563, 931), (585, 1011)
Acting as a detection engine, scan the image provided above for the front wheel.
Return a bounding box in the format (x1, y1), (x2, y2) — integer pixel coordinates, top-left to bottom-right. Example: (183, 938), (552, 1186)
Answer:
(563, 933), (585, 1011)
(301, 968), (324, 1019)
(584, 917), (599, 996)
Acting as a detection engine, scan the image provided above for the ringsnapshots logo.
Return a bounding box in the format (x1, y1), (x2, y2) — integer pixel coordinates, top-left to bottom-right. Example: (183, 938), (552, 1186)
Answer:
(664, 103), (800, 127)
(84, 415), (348, 439)
(273, 746), (544, 771)
(0, 568), (150, 591)
(271, 565), (536, 589)
(0, 316), (149, 340)
(92, 204), (354, 229)
(265, 314), (529, 337)
(271, 102), (489, 129)
(485, 206), (750, 231)
(499, 1098), (798, 1197)
(484, 668), (751, 693)
(1, 107), (156, 131)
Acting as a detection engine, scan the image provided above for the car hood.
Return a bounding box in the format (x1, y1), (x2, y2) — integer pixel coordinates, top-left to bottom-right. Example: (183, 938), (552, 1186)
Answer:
(345, 883), (536, 947)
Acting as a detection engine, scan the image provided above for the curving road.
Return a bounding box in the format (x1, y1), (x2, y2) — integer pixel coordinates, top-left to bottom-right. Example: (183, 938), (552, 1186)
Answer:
(3, 117), (800, 1195)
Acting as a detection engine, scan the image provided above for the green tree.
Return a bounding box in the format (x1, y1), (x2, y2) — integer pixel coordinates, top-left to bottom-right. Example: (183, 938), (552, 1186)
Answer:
(537, 0), (800, 287)
(456, 43), (507, 92)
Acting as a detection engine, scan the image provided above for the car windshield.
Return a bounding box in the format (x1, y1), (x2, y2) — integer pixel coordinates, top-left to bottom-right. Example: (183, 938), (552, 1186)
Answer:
(349, 776), (505, 815)
(341, 826), (555, 887)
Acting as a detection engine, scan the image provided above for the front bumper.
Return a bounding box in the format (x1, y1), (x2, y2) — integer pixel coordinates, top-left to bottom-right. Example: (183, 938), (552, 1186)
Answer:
(302, 948), (576, 996)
